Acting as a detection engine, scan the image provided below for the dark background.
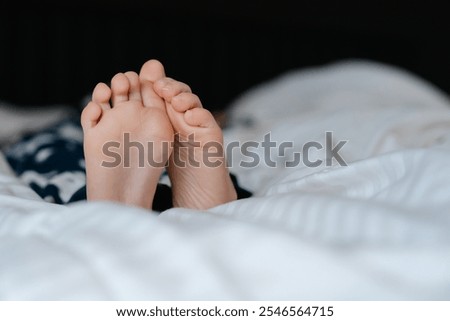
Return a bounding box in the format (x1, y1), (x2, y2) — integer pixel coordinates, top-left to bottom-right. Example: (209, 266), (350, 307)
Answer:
(0, 0), (448, 112)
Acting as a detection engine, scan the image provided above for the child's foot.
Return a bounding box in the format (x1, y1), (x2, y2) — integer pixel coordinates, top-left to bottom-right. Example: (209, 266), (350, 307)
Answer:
(140, 60), (237, 209)
(81, 71), (173, 209)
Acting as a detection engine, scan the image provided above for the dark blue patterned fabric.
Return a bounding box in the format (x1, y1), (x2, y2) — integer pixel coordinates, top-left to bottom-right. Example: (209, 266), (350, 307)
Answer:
(4, 118), (87, 204)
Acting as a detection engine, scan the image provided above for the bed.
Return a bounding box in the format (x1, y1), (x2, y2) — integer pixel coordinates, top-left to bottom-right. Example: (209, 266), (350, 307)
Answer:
(1, 59), (450, 300)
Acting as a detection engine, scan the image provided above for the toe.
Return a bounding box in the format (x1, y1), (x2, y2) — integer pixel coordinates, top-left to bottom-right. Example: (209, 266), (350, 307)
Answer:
(92, 83), (112, 110)
(125, 71), (141, 101)
(171, 92), (202, 113)
(139, 59), (166, 81)
(139, 59), (166, 109)
(81, 101), (103, 130)
(154, 78), (191, 102)
(184, 108), (218, 128)
(111, 73), (130, 106)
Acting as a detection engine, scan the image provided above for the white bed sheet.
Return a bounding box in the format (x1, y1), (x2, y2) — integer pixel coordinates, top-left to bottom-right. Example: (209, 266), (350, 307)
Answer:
(0, 60), (449, 300)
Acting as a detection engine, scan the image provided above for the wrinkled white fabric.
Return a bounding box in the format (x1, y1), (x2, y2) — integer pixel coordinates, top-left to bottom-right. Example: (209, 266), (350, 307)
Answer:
(0, 60), (449, 300)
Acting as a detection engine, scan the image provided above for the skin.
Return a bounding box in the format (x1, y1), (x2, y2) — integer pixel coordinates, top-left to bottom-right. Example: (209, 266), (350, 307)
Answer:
(81, 59), (236, 210)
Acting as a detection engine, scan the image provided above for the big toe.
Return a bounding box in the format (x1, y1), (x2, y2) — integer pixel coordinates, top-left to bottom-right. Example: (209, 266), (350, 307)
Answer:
(184, 108), (219, 129)
(139, 59), (166, 110)
(140, 59), (166, 80)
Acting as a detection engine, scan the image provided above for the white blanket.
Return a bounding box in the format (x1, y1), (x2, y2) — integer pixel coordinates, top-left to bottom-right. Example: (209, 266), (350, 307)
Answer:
(1, 60), (449, 300)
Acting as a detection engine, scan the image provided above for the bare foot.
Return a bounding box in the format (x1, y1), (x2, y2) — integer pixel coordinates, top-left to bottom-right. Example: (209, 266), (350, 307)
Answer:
(140, 60), (237, 209)
(81, 70), (173, 209)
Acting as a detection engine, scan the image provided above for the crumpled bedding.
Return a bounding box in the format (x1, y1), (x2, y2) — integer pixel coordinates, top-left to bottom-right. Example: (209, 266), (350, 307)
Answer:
(1, 59), (449, 300)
